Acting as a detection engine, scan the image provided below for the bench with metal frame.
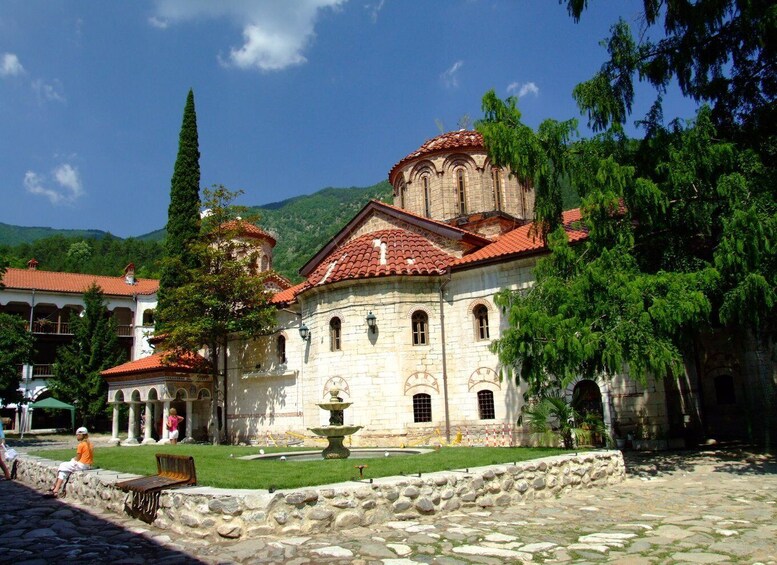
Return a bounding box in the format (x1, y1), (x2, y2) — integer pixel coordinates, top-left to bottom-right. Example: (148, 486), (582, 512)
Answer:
(115, 453), (197, 523)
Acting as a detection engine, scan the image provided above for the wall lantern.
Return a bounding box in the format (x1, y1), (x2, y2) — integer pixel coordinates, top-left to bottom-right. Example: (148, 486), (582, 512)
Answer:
(366, 311), (377, 333)
(298, 323), (310, 341)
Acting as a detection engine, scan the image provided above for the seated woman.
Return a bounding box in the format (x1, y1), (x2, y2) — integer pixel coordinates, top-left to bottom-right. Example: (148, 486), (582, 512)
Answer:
(45, 426), (93, 497)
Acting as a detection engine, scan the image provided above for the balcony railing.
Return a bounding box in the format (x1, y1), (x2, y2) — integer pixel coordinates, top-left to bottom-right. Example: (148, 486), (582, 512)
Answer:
(31, 321), (73, 335)
(29, 321), (134, 337)
(116, 325), (133, 337)
(15, 364), (55, 378)
(32, 364), (54, 377)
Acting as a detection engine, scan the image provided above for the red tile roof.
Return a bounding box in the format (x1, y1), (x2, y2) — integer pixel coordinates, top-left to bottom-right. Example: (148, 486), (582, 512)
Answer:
(299, 200), (489, 278)
(263, 272), (292, 291)
(270, 281), (309, 305)
(306, 229), (452, 286)
(452, 209), (587, 267)
(221, 220), (276, 246)
(389, 130), (485, 183)
(2, 268), (159, 296)
(271, 208), (590, 305)
(101, 350), (209, 377)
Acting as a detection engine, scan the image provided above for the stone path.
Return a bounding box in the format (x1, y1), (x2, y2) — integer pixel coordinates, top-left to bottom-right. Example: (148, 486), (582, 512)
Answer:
(1, 446), (774, 564)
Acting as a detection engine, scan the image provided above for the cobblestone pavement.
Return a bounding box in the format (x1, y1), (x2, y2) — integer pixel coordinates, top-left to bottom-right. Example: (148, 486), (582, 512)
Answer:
(1, 446), (774, 564)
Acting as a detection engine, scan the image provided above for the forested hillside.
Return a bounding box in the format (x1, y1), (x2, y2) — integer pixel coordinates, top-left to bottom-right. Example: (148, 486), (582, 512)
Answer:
(253, 181), (392, 281)
(0, 181), (393, 282)
(1, 178), (578, 282)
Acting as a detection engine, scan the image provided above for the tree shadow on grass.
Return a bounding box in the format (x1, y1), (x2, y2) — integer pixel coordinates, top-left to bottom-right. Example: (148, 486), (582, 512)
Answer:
(0, 479), (206, 564)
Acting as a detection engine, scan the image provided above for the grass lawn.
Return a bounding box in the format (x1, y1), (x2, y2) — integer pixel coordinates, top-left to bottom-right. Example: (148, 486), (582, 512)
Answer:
(30, 444), (569, 490)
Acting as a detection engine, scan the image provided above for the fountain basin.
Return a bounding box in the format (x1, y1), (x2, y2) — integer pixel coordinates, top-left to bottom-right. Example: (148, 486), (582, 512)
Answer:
(316, 402), (353, 411)
(307, 425), (363, 437)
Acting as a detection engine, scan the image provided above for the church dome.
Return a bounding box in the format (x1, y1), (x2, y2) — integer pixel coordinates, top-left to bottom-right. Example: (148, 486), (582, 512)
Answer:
(387, 130), (534, 230)
(388, 130), (484, 185)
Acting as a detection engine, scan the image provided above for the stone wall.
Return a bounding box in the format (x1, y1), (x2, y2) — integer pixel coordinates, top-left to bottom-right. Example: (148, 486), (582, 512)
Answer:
(15, 450), (625, 541)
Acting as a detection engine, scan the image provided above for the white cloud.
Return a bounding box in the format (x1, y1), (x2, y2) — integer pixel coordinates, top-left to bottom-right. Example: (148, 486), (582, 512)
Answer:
(441, 60), (464, 88)
(152, 0), (347, 71)
(24, 163), (84, 205)
(32, 78), (66, 103)
(366, 0), (385, 23)
(148, 16), (169, 29)
(507, 81), (539, 98)
(0, 53), (25, 77)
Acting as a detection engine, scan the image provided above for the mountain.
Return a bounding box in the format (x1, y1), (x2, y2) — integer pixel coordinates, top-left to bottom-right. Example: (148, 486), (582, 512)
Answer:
(0, 181), (394, 282)
(251, 182), (393, 282)
(0, 223), (112, 247)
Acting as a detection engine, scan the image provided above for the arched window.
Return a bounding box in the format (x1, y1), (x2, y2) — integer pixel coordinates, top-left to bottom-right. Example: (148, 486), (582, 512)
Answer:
(477, 390), (495, 420)
(422, 175), (431, 218)
(261, 255), (270, 271)
(398, 180), (407, 208)
(329, 317), (342, 351)
(520, 179), (531, 218)
(411, 311), (428, 346)
(474, 305), (489, 340)
(142, 309), (155, 326)
(491, 168), (502, 211)
(277, 335), (286, 365)
(413, 393), (432, 423)
(456, 168), (467, 215)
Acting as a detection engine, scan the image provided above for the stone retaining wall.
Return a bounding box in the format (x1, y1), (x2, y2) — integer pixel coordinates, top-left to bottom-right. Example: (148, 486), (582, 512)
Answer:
(15, 450), (625, 540)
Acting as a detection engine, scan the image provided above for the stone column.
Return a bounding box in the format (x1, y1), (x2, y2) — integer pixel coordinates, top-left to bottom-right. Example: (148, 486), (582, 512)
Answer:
(109, 404), (121, 446)
(159, 402), (171, 444)
(182, 399), (194, 443)
(142, 402), (156, 444)
(122, 402), (139, 445)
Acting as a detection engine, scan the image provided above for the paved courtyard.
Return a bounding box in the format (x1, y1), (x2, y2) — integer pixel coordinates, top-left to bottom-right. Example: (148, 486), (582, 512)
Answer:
(1, 446), (774, 564)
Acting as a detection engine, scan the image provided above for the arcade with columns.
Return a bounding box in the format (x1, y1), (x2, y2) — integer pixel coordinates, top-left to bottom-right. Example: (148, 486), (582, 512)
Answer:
(101, 353), (213, 445)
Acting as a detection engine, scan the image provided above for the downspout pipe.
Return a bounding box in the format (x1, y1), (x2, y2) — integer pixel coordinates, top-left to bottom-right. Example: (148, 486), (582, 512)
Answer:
(439, 269), (452, 443)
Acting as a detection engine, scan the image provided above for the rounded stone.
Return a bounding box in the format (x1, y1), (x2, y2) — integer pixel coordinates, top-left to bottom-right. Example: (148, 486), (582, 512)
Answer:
(414, 497), (435, 514)
(334, 510), (363, 528)
(208, 497), (242, 515)
(217, 524), (242, 539)
(384, 488), (400, 502)
(392, 499), (412, 512)
(332, 498), (356, 509)
(402, 486), (420, 499)
(308, 508), (334, 522)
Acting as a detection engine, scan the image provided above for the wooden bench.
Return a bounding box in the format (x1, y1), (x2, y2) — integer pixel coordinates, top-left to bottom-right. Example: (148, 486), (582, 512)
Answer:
(115, 453), (196, 523)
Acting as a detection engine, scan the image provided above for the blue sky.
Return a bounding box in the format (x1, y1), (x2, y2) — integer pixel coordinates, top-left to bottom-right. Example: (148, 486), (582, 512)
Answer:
(0, 1), (699, 238)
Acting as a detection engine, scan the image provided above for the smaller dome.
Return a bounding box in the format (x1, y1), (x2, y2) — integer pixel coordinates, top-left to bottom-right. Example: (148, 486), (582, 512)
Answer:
(389, 130), (484, 184)
(221, 220), (277, 247)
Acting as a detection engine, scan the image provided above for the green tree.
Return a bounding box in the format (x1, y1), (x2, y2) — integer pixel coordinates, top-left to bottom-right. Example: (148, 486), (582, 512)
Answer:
(482, 2), (776, 445)
(157, 89), (201, 329)
(478, 91), (577, 239)
(564, 0), (775, 148)
(0, 258), (34, 405)
(49, 283), (126, 428)
(157, 186), (277, 444)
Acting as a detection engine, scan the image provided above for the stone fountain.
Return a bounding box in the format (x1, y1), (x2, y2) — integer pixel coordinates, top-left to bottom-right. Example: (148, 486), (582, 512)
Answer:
(308, 389), (363, 459)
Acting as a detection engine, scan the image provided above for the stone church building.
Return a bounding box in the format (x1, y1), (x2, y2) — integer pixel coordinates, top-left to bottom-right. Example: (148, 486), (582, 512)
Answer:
(98, 130), (770, 448)
(223, 130), (690, 448)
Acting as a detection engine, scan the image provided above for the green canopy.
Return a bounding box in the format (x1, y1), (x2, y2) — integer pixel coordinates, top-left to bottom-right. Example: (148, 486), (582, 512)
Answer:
(29, 397), (75, 430)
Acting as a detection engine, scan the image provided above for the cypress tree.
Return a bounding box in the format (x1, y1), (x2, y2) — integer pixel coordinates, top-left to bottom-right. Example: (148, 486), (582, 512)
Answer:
(157, 89), (201, 330)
